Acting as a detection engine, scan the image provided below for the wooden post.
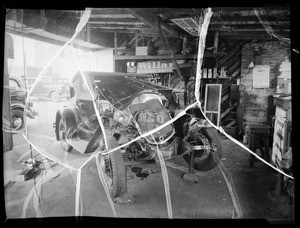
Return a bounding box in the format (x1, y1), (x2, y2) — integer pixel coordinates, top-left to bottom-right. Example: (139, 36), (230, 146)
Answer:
(135, 32), (139, 48)
(113, 30), (118, 72)
(182, 36), (187, 55)
(3, 35), (13, 151)
(157, 19), (184, 80)
(86, 23), (90, 43)
(213, 31), (219, 68)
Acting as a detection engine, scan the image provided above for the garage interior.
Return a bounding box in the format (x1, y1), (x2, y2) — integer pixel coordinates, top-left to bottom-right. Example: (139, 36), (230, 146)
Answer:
(2, 6), (294, 223)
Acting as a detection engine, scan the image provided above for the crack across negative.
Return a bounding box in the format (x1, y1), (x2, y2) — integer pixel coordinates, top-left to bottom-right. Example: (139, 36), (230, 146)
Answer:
(192, 8), (293, 181)
(17, 6), (293, 220)
(151, 135), (173, 219)
(70, 40), (117, 217)
(19, 8), (93, 218)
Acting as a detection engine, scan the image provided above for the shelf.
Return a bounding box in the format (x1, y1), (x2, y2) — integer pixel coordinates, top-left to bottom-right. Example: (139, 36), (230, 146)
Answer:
(201, 78), (229, 80)
(114, 51), (223, 61)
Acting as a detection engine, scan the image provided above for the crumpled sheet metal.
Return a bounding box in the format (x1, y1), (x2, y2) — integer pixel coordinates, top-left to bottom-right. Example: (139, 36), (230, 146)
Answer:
(5, 7), (293, 220)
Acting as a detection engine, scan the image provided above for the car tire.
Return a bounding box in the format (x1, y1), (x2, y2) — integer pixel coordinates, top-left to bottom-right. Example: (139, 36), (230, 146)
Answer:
(11, 109), (24, 131)
(98, 136), (126, 198)
(58, 118), (73, 152)
(183, 127), (222, 171)
(50, 91), (60, 102)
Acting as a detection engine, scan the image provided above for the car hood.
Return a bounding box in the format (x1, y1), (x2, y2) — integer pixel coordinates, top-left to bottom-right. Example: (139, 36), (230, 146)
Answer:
(75, 71), (176, 109)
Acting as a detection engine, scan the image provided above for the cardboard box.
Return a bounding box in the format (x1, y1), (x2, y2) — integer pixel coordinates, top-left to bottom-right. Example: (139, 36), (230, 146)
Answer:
(208, 68), (212, 78)
(135, 46), (148, 56)
(213, 68), (218, 78)
(277, 77), (291, 94)
(202, 68), (207, 78)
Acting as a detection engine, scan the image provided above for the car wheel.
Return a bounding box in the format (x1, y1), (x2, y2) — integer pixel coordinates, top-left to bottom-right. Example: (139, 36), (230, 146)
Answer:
(50, 91), (60, 102)
(11, 109), (24, 131)
(183, 127), (222, 171)
(58, 118), (73, 152)
(98, 136), (126, 198)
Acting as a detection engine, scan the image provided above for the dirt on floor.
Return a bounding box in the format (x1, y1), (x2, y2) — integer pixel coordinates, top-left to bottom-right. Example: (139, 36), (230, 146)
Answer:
(3, 133), (294, 223)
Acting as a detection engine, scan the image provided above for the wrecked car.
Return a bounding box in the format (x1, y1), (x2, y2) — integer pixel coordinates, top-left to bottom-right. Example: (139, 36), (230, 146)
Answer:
(26, 77), (70, 102)
(9, 76), (38, 131)
(54, 71), (222, 198)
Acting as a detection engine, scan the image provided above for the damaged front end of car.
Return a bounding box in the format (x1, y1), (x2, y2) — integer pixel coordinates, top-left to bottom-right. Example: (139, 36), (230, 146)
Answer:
(54, 71), (222, 197)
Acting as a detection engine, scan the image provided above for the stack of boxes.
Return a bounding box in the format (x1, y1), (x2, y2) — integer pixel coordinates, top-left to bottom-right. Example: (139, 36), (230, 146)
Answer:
(276, 56), (291, 94)
(272, 107), (289, 168)
(201, 67), (227, 79)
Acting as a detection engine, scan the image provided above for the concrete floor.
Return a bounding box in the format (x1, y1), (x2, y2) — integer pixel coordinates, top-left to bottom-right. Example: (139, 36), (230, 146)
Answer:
(3, 100), (294, 222)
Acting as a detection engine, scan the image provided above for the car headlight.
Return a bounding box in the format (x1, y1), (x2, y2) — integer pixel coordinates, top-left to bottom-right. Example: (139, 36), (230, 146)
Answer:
(113, 109), (131, 126)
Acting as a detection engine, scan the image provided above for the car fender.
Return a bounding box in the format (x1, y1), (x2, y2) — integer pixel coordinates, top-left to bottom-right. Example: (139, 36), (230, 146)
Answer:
(48, 89), (60, 97)
(11, 101), (25, 110)
(84, 126), (103, 153)
(184, 116), (214, 139)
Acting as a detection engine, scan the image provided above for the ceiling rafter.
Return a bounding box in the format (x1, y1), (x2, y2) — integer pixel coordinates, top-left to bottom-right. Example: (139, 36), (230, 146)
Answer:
(126, 8), (183, 38)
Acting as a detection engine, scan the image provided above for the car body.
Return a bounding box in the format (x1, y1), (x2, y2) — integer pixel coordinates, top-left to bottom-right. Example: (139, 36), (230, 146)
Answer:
(25, 77), (70, 102)
(9, 76), (38, 130)
(54, 71), (222, 198)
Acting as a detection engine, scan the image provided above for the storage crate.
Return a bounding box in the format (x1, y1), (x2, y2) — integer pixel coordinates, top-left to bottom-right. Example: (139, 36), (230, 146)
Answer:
(135, 46), (148, 56)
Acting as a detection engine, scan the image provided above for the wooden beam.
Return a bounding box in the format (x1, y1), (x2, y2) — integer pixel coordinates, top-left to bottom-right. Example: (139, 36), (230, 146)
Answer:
(135, 32), (139, 47)
(148, 8), (199, 15)
(86, 23), (90, 42)
(114, 30), (118, 55)
(219, 30), (290, 38)
(182, 36), (187, 55)
(90, 28), (156, 35)
(89, 24), (146, 29)
(88, 18), (143, 24)
(6, 27), (97, 51)
(212, 6), (290, 12)
(210, 16), (290, 25)
(214, 31), (219, 68)
(113, 30), (118, 72)
(157, 19), (184, 80)
(212, 8), (290, 16)
(91, 8), (136, 16)
(126, 8), (182, 38)
(114, 52), (220, 61)
(150, 7), (288, 15)
(213, 31), (219, 53)
(208, 24), (290, 32)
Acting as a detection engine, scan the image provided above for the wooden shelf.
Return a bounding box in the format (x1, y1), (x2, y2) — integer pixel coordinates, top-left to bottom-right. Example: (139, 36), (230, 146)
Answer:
(201, 78), (229, 80)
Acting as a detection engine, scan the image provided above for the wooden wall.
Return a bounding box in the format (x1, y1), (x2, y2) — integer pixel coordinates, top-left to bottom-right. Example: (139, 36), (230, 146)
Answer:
(239, 41), (290, 129)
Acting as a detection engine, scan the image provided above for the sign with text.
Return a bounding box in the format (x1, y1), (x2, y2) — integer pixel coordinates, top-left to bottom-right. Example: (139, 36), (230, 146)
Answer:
(127, 66), (136, 74)
(137, 60), (174, 74)
(252, 65), (270, 88)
